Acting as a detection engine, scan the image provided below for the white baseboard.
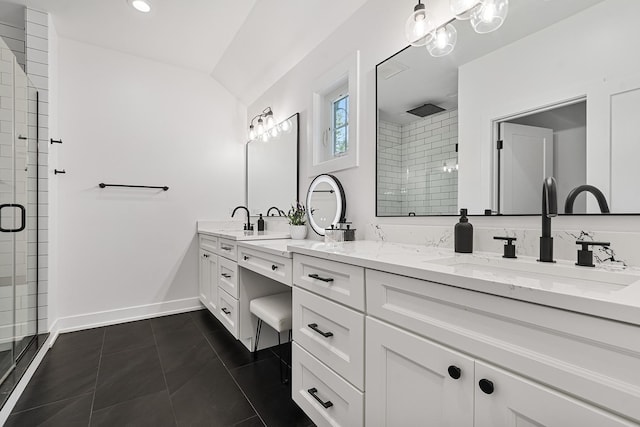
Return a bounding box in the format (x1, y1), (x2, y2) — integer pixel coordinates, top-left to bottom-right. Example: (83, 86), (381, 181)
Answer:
(52, 297), (203, 335)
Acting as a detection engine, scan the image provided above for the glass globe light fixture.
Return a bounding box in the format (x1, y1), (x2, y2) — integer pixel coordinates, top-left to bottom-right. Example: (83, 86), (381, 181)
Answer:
(270, 125), (279, 138)
(470, 0), (508, 34)
(261, 132), (270, 142)
(450, 0), (482, 20)
(248, 124), (256, 141)
(265, 110), (276, 129)
(256, 117), (265, 136)
(280, 119), (292, 133)
(405, 1), (434, 47)
(426, 24), (457, 57)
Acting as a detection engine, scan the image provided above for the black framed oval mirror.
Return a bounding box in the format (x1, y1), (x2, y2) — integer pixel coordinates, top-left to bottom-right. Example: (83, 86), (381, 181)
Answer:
(306, 174), (346, 236)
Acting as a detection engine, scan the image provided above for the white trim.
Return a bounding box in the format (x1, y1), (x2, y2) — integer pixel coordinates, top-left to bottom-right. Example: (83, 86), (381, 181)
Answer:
(310, 50), (360, 176)
(52, 297), (202, 334)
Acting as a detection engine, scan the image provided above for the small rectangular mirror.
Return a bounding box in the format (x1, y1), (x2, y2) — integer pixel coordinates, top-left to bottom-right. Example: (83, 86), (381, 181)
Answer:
(247, 113), (299, 216)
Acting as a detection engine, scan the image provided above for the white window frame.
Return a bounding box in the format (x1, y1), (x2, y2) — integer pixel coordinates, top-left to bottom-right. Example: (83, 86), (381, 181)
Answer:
(310, 50), (360, 176)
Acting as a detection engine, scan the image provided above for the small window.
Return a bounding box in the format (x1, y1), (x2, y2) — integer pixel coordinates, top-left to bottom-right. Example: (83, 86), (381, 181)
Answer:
(311, 50), (360, 175)
(328, 86), (349, 157)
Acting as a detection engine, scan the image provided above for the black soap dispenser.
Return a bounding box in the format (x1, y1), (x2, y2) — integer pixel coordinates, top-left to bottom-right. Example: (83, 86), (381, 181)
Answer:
(455, 208), (473, 253)
(257, 214), (265, 232)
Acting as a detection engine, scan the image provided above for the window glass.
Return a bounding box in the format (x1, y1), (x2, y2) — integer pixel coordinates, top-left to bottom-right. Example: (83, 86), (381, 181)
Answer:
(332, 94), (349, 156)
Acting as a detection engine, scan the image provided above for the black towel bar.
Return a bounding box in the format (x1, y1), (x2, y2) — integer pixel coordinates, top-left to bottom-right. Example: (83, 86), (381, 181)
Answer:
(99, 183), (169, 191)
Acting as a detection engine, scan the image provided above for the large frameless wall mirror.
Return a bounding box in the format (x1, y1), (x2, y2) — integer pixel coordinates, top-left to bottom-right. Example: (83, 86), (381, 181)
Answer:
(247, 113), (299, 216)
(377, 0), (640, 216)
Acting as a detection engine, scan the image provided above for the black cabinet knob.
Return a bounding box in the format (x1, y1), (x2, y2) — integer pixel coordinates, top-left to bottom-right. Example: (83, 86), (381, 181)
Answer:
(272, 265), (278, 271)
(448, 365), (461, 380)
(243, 256), (249, 261)
(479, 379), (494, 394)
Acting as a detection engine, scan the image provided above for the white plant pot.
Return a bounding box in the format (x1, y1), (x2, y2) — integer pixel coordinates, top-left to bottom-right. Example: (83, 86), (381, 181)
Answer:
(289, 225), (308, 240)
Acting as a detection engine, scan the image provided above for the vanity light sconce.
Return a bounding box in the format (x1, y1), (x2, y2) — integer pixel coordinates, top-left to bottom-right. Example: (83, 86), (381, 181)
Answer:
(405, 0), (509, 58)
(247, 107), (292, 142)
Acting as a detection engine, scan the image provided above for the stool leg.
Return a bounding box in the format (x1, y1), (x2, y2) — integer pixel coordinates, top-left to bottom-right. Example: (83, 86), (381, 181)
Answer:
(277, 332), (289, 384)
(253, 319), (262, 359)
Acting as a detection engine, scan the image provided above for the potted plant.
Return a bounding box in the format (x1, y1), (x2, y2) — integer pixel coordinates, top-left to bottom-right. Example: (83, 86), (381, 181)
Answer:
(287, 202), (308, 240)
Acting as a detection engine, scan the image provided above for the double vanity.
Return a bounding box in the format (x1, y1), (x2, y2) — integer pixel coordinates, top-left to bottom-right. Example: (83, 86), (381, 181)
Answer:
(197, 223), (640, 427)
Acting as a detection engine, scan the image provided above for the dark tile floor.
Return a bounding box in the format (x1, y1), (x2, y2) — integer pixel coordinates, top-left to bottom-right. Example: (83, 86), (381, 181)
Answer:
(6, 310), (314, 427)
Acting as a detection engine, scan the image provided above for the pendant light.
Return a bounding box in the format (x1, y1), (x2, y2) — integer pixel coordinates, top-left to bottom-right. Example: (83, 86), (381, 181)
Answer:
(405, 1), (434, 46)
(470, 0), (509, 34)
(247, 107), (285, 142)
(449, 0), (481, 20)
(427, 24), (457, 57)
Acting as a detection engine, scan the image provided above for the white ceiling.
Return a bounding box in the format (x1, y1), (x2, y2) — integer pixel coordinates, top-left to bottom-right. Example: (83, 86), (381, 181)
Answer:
(0, 0), (368, 105)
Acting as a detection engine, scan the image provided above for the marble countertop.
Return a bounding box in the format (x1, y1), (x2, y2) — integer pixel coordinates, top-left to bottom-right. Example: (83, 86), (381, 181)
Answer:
(286, 240), (640, 326)
(236, 239), (312, 258)
(197, 225), (291, 241)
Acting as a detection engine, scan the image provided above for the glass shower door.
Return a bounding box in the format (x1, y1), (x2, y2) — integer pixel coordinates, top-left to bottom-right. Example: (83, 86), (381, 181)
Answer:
(0, 39), (17, 382)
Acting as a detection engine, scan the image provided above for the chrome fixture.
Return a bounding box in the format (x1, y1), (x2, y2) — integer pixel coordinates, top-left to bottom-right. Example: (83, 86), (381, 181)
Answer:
(564, 185), (610, 214)
(405, 0), (509, 57)
(232, 205), (253, 231)
(539, 177), (557, 263)
(247, 107), (293, 142)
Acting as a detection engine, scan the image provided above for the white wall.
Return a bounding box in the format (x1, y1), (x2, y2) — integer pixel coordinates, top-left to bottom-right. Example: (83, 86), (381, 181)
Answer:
(56, 38), (246, 327)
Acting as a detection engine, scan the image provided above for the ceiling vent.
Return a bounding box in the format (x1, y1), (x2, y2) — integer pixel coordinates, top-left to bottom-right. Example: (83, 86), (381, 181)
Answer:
(407, 103), (445, 117)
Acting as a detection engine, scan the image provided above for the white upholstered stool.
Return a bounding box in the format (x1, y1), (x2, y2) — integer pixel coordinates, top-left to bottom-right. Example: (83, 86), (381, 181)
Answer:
(249, 291), (292, 383)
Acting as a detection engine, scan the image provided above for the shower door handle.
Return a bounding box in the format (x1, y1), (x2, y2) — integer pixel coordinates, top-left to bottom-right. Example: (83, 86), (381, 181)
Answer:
(0, 204), (26, 232)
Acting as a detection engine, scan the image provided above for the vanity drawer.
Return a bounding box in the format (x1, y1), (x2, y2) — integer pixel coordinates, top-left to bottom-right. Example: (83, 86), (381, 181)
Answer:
(217, 289), (239, 339)
(292, 342), (364, 427)
(218, 256), (239, 298)
(293, 254), (365, 310)
(238, 247), (292, 286)
(199, 234), (218, 253)
(293, 287), (364, 389)
(217, 238), (237, 261)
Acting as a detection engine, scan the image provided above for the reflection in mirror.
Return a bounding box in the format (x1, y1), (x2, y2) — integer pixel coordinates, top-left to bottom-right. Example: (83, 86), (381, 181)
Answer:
(306, 174), (346, 236)
(247, 113), (299, 216)
(377, 0), (640, 216)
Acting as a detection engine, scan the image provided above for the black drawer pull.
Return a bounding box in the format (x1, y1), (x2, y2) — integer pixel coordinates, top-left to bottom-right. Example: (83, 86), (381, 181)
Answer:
(222, 308), (231, 315)
(448, 365), (461, 380)
(479, 379), (494, 395)
(308, 323), (333, 338)
(243, 255), (249, 261)
(308, 273), (334, 283)
(221, 245), (232, 251)
(221, 273), (231, 279)
(307, 388), (333, 408)
(272, 265), (278, 271)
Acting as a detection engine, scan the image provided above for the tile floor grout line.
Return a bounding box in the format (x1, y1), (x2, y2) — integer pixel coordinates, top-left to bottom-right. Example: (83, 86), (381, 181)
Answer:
(195, 312), (267, 427)
(9, 391), (94, 415)
(149, 319), (180, 427)
(87, 328), (107, 427)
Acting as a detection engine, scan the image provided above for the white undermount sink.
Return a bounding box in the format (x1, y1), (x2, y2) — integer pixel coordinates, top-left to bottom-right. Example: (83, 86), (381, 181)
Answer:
(424, 254), (639, 296)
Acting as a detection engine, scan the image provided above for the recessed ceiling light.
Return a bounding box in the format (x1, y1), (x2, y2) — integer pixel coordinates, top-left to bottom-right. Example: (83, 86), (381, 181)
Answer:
(129, 0), (151, 13)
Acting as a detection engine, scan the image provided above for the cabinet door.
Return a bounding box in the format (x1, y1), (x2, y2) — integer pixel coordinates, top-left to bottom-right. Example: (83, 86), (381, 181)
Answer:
(474, 361), (637, 427)
(199, 250), (212, 304)
(366, 318), (474, 427)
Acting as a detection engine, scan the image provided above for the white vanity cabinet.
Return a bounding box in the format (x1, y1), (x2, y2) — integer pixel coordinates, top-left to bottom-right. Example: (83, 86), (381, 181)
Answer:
(289, 247), (640, 427)
(198, 235), (219, 314)
(291, 254), (365, 427)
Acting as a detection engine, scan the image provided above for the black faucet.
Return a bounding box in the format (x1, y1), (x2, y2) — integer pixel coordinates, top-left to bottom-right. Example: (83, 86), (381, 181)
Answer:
(564, 185), (610, 214)
(267, 206), (285, 217)
(539, 177), (558, 263)
(232, 206), (253, 231)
